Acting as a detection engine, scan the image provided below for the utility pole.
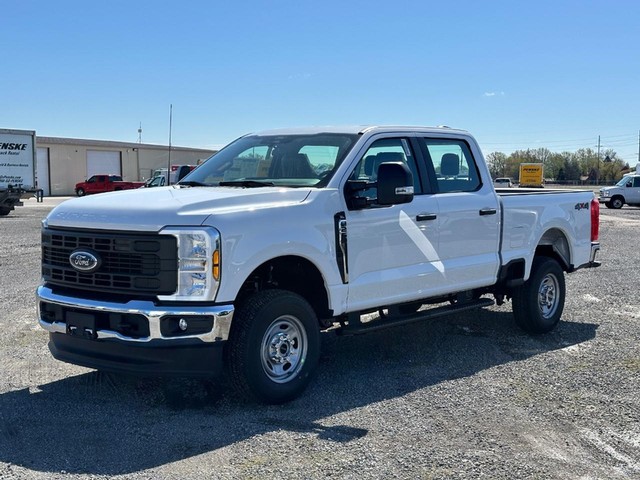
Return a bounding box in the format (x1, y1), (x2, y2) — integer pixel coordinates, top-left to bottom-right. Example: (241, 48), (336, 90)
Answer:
(597, 135), (601, 184)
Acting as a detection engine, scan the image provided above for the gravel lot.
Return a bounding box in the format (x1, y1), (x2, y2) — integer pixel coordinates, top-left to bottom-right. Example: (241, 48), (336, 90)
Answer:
(1, 197), (638, 479)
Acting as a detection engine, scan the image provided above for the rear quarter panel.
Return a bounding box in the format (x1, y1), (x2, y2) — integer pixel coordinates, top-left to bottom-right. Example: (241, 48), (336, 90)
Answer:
(499, 189), (595, 279)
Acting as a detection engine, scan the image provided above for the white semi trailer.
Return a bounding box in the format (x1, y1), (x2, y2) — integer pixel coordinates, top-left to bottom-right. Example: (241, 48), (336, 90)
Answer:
(0, 128), (37, 216)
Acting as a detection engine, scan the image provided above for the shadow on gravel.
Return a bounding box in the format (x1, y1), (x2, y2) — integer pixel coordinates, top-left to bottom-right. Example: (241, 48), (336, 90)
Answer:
(0, 309), (597, 475)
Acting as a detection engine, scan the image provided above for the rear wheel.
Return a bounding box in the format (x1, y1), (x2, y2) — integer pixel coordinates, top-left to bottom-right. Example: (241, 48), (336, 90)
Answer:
(512, 256), (565, 334)
(225, 289), (320, 404)
(0, 207), (11, 216)
(611, 196), (624, 209)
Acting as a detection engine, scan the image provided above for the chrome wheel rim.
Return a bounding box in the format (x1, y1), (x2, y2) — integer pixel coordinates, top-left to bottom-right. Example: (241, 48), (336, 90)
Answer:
(261, 315), (307, 384)
(538, 273), (560, 319)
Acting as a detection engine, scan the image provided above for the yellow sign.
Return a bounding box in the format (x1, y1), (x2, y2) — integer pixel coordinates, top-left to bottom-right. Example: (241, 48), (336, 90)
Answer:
(519, 163), (544, 187)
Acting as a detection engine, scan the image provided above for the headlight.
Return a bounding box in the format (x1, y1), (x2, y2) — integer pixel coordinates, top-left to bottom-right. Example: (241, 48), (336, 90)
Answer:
(157, 227), (221, 301)
(601, 191), (609, 197)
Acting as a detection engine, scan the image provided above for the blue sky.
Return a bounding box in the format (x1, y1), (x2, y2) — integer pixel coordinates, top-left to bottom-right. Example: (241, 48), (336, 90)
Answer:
(3, 1), (639, 161)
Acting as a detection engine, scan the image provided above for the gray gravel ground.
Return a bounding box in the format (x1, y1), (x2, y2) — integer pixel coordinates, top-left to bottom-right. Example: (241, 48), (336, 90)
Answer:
(0, 197), (638, 479)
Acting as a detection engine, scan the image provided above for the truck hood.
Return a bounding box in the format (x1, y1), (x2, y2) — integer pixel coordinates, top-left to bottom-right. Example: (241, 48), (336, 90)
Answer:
(45, 186), (312, 232)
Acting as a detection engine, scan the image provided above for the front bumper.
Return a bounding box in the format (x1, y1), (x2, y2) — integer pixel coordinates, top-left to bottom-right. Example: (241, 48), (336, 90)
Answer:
(37, 285), (234, 377)
(598, 197), (610, 203)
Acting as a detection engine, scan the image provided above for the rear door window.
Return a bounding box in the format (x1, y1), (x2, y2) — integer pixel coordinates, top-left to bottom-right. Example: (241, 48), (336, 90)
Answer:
(421, 139), (480, 193)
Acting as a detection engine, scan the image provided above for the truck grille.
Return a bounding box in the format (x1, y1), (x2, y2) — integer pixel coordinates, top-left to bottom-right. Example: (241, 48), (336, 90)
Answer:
(42, 228), (178, 296)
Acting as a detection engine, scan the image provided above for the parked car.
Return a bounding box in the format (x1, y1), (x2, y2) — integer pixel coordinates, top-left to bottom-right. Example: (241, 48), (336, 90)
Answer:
(493, 177), (513, 188)
(75, 175), (145, 196)
(142, 175), (166, 188)
(599, 173), (640, 209)
(151, 165), (198, 185)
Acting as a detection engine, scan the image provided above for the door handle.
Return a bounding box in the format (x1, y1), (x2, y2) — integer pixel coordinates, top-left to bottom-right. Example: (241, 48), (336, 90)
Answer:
(479, 208), (497, 216)
(416, 213), (437, 221)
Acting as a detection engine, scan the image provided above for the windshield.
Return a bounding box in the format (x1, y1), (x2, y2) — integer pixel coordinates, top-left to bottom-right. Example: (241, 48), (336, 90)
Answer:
(180, 133), (359, 188)
(615, 176), (632, 187)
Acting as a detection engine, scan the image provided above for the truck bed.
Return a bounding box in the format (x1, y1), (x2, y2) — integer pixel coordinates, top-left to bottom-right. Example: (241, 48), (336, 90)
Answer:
(495, 188), (593, 195)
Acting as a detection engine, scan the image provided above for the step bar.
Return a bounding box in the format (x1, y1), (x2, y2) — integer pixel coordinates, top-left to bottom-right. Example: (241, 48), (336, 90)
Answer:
(336, 298), (495, 335)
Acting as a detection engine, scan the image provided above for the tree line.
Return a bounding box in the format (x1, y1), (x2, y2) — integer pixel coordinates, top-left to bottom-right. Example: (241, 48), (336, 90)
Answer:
(486, 147), (631, 184)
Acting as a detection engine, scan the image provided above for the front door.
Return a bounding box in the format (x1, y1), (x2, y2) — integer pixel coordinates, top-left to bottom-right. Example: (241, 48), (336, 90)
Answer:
(344, 136), (443, 312)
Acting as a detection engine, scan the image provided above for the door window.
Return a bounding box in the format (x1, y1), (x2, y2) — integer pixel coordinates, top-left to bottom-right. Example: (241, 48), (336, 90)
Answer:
(349, 138), (421, 201)
(422, 139), (480, 193)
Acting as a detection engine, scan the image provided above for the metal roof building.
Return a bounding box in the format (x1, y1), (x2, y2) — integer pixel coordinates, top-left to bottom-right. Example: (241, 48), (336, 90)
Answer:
(36, 136), (216, 196)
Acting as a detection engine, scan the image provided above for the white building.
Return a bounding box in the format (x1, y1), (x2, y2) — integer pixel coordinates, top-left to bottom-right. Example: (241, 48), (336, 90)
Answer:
(36, 136), (216, 196)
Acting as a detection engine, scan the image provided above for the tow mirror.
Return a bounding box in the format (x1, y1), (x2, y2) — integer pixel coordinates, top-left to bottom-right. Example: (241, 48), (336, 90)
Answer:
(377, 162), (414, 205)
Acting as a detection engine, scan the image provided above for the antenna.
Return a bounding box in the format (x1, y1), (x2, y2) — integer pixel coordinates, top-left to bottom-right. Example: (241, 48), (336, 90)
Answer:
(167, 105), (173, 185)
(137, 122), (142, 143)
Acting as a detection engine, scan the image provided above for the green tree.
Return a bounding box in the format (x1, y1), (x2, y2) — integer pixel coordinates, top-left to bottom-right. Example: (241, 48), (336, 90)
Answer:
(571, 148), (598, 179)
(486, 152), (508, 179)
(546, 153), (566, 180)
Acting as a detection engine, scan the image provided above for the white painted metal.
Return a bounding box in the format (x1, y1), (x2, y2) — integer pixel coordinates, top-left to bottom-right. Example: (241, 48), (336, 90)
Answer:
(36, 147), (50, 196)
(86, 150), (121, 178)
(44, 126), (598, 316)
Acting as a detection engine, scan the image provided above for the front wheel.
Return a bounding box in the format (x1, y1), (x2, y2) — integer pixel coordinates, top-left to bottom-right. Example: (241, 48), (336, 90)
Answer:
(225, 289), (320, 404)
(76, 188), (85, 197)
(512, 256), (565, 334)
(611, 196), (624, 209)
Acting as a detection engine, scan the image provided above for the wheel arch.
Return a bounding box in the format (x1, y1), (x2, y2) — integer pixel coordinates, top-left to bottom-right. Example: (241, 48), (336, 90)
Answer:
(535, 227), (571, 271)
(236, 255), (332, 323)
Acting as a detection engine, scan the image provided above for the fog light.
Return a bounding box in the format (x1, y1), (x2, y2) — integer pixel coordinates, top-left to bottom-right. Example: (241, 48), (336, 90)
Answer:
(160, 315), (214, 337)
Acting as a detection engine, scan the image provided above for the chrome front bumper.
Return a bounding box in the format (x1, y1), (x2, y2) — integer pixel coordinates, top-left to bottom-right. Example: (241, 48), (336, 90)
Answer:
(37, 285), (234, 344)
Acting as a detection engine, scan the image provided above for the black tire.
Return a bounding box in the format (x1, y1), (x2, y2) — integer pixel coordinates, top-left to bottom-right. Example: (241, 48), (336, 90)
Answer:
(225, 289), (320, 404)
(0, 207), (11, 216)
(610, 196), (624, 209)
(512, 256), (565, 334)
(76, 188), (85, 197)
(604, 201), (613, 209)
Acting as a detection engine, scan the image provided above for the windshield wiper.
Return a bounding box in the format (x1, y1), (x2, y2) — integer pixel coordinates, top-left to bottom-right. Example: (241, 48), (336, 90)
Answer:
(219, 180), (275, 188)
(178, 181), (210, 187)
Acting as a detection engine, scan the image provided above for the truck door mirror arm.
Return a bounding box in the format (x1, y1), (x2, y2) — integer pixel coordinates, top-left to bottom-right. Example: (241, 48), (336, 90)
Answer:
(345, 180), (376, 210)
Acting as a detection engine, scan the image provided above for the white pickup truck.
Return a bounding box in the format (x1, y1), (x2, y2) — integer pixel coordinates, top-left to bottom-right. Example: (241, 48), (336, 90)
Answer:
(37, 126), (601, 403)
(599, 172), (640, 209)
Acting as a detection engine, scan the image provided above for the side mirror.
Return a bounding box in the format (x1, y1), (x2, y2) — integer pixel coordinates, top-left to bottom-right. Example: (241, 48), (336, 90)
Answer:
(377, 162), (414, 205)
(626, 181), (632, 188)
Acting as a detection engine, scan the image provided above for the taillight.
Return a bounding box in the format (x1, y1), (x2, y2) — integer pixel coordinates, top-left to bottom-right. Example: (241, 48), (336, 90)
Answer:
(591, 198), (599, 242)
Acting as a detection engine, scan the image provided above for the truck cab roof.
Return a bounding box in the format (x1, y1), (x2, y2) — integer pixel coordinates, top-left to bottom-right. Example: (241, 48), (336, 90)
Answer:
(252, 125), (470, 137)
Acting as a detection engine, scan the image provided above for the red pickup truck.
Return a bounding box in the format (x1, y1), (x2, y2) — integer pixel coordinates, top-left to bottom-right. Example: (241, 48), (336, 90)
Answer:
(75, 175), (144, 196)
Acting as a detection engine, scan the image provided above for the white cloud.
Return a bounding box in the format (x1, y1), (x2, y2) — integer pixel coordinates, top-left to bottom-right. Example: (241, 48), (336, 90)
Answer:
(288, 73), (312, 80)
(484, 91), (505, 97)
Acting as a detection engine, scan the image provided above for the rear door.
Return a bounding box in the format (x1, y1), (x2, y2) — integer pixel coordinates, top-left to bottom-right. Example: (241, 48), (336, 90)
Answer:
(418, 137), (501, 292)
(343, 135), (443, 311)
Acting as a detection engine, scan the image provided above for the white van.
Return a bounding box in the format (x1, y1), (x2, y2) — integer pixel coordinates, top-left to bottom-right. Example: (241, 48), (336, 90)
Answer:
(493, 177), (513, 188)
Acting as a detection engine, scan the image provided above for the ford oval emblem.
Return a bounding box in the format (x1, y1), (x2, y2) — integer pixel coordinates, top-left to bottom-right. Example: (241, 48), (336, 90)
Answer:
(69, 249), (101, 273)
